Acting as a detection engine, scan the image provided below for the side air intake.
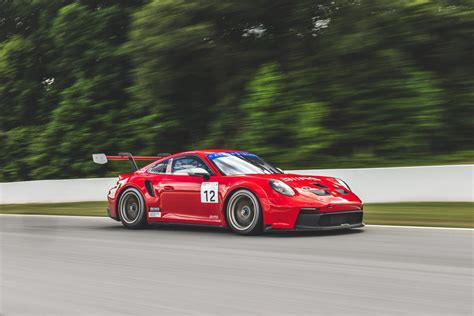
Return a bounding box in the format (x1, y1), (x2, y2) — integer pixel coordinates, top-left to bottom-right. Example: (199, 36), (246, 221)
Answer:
(144, 180), (155, 197)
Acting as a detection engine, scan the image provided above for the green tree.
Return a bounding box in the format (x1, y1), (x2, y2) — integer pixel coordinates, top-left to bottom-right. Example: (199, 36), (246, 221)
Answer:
(313, 2), (446, 160)
(125, 0), (245, 153)
(235, 63), (330, 166)
(30, 3), (135, 179)
(0, 0), (472, 181)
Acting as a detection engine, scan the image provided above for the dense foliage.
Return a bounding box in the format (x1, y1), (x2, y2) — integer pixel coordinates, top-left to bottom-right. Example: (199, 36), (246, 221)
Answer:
(0, 0), (472, 180)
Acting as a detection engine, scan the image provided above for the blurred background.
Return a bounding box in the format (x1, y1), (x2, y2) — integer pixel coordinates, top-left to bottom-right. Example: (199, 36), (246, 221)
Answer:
(0, 0), (473, 181)
(1, 3), (473, 315)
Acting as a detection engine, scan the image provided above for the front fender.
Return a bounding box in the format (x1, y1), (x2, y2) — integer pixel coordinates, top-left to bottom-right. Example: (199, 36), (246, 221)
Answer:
(220, 178), (314, 230)
(220, 180), (271, 227)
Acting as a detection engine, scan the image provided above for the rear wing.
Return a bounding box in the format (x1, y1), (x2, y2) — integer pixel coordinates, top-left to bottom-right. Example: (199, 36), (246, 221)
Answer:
(92, 152), (170, 171)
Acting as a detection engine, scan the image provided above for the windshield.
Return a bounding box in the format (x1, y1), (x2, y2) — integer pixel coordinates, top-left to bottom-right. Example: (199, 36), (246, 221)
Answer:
(207, 152), (282, 175)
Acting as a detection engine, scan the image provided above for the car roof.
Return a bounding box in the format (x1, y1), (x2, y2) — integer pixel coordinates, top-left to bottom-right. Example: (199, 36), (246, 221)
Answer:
(149, 149), (248, 163)
(177, 149), (246, 155)
(138, 149), (248, 172)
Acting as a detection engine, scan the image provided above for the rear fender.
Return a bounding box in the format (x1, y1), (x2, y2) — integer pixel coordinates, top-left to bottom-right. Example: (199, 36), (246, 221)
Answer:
(112, 177), (145, 217)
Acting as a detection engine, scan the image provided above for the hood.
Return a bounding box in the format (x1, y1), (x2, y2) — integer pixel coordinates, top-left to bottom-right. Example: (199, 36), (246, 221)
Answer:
(243, 173), (360, 204)
(243, 173), (339, 188)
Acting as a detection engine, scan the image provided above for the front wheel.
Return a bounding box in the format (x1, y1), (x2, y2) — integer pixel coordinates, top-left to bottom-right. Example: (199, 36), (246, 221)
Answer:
(118, 187), (148, 229)
(226, 189), (263, 235)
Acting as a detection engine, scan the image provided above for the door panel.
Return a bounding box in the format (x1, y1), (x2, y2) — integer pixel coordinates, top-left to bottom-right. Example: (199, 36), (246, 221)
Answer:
(160, 175), (221, 224)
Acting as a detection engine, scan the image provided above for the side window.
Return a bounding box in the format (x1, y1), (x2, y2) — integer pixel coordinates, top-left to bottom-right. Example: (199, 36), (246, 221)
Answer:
(171, 156), (212, 175)
(149, 159), (169, 174)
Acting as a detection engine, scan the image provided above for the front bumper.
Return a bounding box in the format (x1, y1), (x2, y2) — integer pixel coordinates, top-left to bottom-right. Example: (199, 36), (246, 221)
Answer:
(265, 210), (364, 231)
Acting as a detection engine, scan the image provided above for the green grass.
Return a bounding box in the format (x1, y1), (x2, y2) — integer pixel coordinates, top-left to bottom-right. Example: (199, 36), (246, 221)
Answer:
(0, 201), (472, 228)
(0, 202), (107, 217)
(364, 202), (473, 228)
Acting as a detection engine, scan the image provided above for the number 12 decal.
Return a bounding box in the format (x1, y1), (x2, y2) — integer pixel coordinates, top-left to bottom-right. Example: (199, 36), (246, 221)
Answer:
(201, 182), (218, 203)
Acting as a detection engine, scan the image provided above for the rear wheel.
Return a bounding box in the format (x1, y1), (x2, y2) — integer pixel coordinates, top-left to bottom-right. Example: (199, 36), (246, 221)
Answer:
(226, 189), (263, 235)
(118, 187), (148, 229)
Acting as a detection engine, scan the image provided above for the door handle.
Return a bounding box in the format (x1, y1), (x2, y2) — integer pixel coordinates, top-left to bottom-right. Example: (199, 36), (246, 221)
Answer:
(163, 185), (174, 191)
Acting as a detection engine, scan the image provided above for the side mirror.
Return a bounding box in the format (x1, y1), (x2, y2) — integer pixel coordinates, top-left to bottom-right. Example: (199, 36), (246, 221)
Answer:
(188, 168), (210, 181)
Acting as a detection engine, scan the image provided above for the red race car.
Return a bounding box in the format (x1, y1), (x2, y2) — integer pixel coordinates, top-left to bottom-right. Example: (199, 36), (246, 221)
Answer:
(93, 150), (364, 235)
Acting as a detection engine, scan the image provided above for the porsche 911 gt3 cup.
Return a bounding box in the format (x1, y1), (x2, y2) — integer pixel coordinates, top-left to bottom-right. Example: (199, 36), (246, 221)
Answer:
(93, 150), (364, 235)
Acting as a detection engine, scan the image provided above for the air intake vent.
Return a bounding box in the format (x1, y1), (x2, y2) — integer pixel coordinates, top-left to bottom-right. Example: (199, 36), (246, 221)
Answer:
(302, 185), (331, 196)
(311, 189), (330, 196)
(335, 188), (349, 195)
(312, 183), (328, 189)
(300, 208), (320, 214)
(144, 180), (155, 197)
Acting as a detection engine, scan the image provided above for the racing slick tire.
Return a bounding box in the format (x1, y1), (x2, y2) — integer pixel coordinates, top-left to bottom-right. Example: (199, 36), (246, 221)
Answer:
(117, 187), (148, 229)
(226, 189), (263, 235)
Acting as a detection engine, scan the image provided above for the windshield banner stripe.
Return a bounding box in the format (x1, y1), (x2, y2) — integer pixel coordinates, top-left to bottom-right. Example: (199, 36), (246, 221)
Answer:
(207, 152), (257, 160)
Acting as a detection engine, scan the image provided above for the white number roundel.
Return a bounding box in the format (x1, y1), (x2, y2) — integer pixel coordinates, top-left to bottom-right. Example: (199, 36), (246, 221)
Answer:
(201, 182), (218, 203)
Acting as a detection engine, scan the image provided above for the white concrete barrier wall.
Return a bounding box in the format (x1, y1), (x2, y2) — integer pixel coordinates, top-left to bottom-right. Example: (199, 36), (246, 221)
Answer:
(0, 178), (118, 204)
(292, 165), (473, 203)
(0, 165), (472, 204)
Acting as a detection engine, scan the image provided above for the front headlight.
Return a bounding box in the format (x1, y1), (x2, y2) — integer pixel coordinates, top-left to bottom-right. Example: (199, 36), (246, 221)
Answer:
(269, 180), (295, 196)
(335, 178), (351, 191)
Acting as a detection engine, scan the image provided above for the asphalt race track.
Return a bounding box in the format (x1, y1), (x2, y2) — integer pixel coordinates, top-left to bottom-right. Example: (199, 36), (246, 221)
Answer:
(1, 215), (472, 315)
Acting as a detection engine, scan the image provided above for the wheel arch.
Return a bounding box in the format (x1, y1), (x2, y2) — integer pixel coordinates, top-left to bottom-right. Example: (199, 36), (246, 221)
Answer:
(221, 183), (269, 228)
(114, 183), (147, 221)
